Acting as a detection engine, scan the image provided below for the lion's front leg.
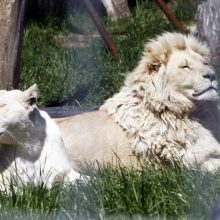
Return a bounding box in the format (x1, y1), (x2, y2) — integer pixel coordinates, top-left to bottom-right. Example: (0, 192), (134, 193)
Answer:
(201, 158), (220, 172)
(183, 134), (220, 171)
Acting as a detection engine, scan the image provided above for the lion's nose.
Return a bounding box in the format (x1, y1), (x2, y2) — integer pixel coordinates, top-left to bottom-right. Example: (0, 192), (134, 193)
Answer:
(203, 73), (216, 82)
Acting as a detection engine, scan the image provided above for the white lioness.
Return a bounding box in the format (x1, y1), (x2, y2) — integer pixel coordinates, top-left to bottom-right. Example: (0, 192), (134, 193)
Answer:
(56, 32), (220, 171)
(0, 84), (80, 191)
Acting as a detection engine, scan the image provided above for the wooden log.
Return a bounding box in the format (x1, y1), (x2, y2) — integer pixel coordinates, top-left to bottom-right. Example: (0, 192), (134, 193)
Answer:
(155, 0), (185, 32)
(187, 0), (194, 5)
(0, 0), (26, 89)
(83, 0), (119, 60)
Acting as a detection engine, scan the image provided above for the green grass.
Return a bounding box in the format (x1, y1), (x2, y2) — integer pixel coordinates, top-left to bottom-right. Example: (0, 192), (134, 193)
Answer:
(15, 1), (219, 219)
(20, 0), (196, 107)
(0, 163), (220, 219)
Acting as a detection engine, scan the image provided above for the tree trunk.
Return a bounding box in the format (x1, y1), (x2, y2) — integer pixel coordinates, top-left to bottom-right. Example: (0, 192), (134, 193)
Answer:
(196, 0), (220, 66)
(0, 0), (26, 89)
(100, 0), (130, 21)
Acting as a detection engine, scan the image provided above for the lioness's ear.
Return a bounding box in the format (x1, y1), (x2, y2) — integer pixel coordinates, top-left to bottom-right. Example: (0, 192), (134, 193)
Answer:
(24, 84), (39, 106)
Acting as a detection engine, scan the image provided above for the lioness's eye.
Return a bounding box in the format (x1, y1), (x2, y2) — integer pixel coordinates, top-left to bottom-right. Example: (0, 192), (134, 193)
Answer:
(203, 62), (209, 66)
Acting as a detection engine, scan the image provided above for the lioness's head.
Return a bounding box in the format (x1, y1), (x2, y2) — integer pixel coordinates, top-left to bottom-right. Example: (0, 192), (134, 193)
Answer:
(0, 84), (39, 145)
(128, 33), (218, 113)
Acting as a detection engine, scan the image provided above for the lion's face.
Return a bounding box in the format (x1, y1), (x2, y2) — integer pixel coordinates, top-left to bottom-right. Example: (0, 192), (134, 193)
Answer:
(0, 84), (38, 145)
(165, 49), (218, 102)
(143, 33), (218, 106)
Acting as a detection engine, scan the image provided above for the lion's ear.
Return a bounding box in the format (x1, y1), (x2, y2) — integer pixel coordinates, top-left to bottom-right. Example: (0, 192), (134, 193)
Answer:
(145, 46), (169, 74)
(23, 84), (39, 106)
(146, 63), (161, 74)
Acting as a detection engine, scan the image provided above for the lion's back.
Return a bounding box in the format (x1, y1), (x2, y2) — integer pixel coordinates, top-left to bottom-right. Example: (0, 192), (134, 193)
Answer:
(55, 111), (137, 170)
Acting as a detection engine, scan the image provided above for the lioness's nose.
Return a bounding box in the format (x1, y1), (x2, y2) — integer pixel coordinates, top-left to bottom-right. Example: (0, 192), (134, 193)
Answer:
(203, 73), (216, 82)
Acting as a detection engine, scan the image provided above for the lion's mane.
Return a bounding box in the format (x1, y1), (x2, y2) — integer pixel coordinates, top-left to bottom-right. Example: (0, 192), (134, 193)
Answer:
(100, 32), (219, 161)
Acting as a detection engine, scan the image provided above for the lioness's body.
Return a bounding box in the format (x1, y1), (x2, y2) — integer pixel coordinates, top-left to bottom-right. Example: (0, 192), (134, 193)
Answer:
(0, 85), (80, 191)
(55, 111), (137, 170)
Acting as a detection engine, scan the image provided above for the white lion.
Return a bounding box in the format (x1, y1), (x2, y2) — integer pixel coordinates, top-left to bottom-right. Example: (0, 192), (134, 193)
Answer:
(57, 32), (220, 171)
(0, 84), (80, 191)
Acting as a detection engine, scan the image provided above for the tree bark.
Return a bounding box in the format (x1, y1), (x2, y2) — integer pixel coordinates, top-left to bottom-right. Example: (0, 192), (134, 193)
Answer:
(196, 0), (220, 66)
(0, 0), (26, 89)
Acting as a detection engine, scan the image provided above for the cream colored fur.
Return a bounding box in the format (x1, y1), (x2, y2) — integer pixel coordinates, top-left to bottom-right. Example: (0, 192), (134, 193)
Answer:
(56, 111), (136, 170)
(57, 32), (220, 171)
(0, 85), (80, 191)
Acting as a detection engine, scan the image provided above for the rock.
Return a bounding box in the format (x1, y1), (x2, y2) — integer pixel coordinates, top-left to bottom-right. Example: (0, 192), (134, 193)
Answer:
(100, 0), (130, 21)
(196, 0), (220, 66)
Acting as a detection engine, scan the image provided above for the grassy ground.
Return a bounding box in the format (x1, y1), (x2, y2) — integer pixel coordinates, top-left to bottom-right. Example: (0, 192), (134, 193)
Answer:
(20, 0), (196, 107)
(15, 1), (220, 219)
(0, 162), (220, 219)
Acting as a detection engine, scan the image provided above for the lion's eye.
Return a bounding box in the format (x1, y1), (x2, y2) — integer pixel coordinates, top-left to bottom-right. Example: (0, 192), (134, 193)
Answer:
(203, 62), (209, 66)
(181, 65), (190, 69)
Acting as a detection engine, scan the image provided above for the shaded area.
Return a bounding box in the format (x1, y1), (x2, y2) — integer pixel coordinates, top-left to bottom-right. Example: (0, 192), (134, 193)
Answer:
(26, 0), (106, 19)
(43, 106), (98, 118)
